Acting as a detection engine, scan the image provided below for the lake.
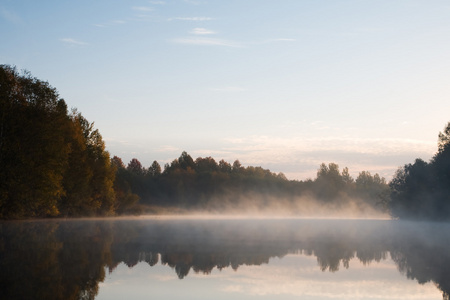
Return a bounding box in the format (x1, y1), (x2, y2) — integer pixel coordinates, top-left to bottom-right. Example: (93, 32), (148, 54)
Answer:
(1, 217), (449, 300)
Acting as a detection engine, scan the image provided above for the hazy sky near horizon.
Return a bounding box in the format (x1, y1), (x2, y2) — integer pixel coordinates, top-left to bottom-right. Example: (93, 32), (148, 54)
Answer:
(1, 0), (449, 180)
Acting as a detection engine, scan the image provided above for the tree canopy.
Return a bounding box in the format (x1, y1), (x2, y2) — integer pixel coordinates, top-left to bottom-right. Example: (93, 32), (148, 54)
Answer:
(389, 122), (450, 220)
(0, 65), (116, 218)
(110, 152), (388, 215)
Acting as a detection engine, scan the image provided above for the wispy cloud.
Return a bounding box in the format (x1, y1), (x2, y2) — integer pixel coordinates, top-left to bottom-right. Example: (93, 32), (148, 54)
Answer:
(223, 136), (435, 158)
(190, 27), (216, 35)
(171, 35), (295, 48)
(60, 38), (88, 46)
(220, 135), (436, 180)
(168, 17), (213, 21)
(171, 36), (294, 48)
(132, 6), (154, 12)
(155, 145), (181, 153)
(93, 18), (129, 28)
(171, 37), (242, 47)
(149, 1), (165, 4)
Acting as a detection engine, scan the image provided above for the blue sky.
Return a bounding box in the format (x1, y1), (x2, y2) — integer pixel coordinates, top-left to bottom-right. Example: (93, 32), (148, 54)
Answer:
(1, 0), (450, 180)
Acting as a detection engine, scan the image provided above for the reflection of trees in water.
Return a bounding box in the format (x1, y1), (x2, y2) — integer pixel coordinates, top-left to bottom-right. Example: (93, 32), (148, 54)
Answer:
(0, 220), (449, 299)
(389, 222), (450, 300)
(0, 222), (63, 299)
(0, 221), (114, 300)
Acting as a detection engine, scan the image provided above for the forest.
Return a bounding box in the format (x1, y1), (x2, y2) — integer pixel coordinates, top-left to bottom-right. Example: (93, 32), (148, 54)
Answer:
(0, 64), (449, 220)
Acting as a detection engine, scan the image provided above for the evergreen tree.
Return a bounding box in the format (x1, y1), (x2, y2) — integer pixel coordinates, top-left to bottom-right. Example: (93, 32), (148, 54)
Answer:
(389, 122), (450, 220)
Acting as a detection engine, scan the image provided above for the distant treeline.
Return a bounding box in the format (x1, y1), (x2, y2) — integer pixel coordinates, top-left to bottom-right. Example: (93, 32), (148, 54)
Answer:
(112, 152), (389, 215)
(1, 65), (449, 220)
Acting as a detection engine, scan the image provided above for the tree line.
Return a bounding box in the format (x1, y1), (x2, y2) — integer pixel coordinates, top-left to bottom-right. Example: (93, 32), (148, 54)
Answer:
(1, 64), (449, 220)
(113, 151), (389, 215)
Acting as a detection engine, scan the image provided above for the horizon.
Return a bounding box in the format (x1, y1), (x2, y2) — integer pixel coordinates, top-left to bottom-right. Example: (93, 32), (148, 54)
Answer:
(2, 0), (449, 180)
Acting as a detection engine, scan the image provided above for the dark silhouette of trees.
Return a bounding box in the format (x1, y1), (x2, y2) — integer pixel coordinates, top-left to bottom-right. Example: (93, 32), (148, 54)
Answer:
(314, 163), (346, 200)
(147, 160), (162, 177)
(296, 162), (389, 211)
(60, 111), (116, 216)
(232, 159), (243, 172)
(389, 122), (450, 220)
(111, 157), (139, 214)
(0, 66), (72, 218)
(110, 152), (388, 215)
(438, 123), (450, 152)
(218, 159), (232, 173)
(178, 151), (196, 170)
(0, 65), (116, 219)
(355, 171), (390, 210)
(111, 156), (125, 169)
(195, 156), (218, 173)
(432, 124), (450, 217)
(127, 158), (144, 176)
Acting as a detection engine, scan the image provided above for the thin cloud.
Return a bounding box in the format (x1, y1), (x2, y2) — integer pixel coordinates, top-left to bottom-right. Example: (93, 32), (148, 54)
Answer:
(220, 135), (436, 180)
(60, 38), (88, 46)
(223, 135), (435, 157)
(190, 149), (234, 158)
(155, 145), (181, 153)
(170, 36), (295, 49)
(113, 20), (126, 24)
(149, 1), (165, 4)
(168, 17), (213, 21)
(172, 37), (242, 47)
(190, 27), (216, 35)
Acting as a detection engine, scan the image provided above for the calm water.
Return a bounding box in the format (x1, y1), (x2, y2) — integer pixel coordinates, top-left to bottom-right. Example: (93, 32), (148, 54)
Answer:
(1, 217), (449, 300)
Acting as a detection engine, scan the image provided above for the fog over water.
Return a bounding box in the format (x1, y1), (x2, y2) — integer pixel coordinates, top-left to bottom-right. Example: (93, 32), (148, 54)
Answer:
(1, 217), (449, 299)
(136, 192), (391, 220)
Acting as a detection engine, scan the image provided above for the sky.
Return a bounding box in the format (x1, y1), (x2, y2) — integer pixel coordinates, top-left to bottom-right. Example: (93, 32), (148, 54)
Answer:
(96, 255), (442, 300)
(1, 0), (450, 180)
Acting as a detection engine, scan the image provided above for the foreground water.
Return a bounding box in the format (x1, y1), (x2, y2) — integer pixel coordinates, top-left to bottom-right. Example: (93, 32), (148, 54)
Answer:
(1, 217), (449, 300)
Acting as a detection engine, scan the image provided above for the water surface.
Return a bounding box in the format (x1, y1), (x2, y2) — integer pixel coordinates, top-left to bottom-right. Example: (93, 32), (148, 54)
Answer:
(1, 218), (449, 299)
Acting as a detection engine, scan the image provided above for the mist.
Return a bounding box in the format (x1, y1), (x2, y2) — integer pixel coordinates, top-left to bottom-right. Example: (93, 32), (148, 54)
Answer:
(163, 193), (390, 220)
(1, 218), (449, 299)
